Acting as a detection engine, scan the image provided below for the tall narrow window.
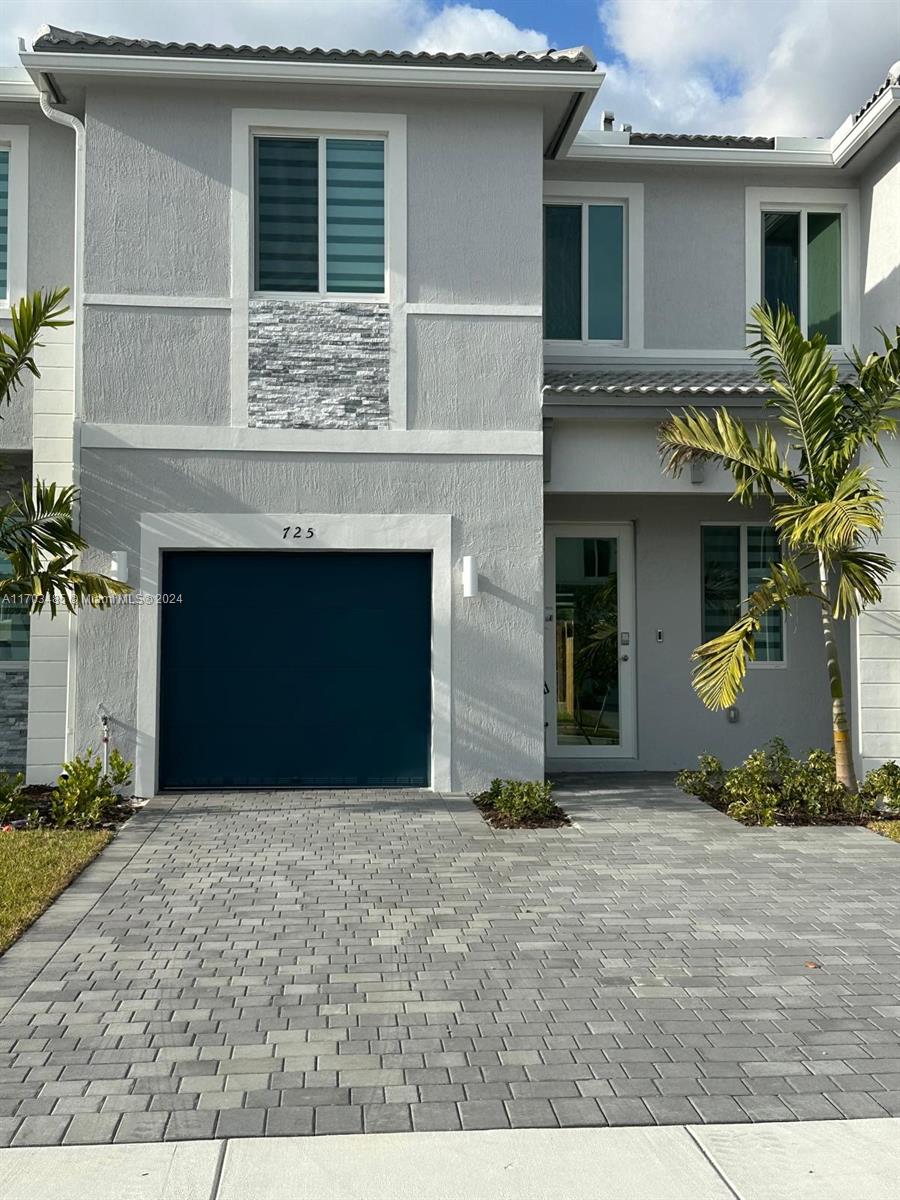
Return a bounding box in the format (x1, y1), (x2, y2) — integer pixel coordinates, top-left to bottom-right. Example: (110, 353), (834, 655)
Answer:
(0, 148), (9, 300)
(325, 139), (385, 294)
(255, 135), (385, 296)
(761, 208), (842, 343)
(0, 554), (29, 662)
(543, 201), (625, 341)
(256, 138), (318, 293)
(702, 526), (784, 663)
(544, 205), (581, 340)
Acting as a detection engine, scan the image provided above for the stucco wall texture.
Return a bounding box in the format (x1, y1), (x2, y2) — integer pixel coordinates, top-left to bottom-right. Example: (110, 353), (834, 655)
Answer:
(545, 491), (847, 772)
(74, 450), (546, 792)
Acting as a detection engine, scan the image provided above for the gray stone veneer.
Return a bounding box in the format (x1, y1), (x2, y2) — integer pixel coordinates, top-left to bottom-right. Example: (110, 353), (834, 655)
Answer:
(248, 299), (390, 429)
(0, 670), (28, 774)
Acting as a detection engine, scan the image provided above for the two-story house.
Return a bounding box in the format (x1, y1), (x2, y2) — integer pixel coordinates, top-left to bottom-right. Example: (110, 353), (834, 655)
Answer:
(1, 26), (897, 795)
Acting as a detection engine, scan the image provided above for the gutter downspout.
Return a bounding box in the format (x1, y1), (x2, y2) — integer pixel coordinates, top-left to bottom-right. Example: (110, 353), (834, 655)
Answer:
(38, 85), (85, 763)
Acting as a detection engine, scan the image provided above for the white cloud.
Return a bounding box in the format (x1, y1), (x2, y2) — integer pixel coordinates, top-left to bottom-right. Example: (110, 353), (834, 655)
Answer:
(594, 0), (898, 136)
(2, 0), (548, 66)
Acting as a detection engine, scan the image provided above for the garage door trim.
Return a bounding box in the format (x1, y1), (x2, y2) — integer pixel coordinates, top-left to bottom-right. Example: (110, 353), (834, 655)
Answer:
(135, 512), (452, 795)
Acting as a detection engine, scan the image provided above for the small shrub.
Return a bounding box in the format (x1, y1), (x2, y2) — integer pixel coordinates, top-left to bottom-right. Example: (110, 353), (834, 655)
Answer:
(674, 754), (725, 805)
(677, 739), (876, 827)
(49, 748), (134, 830)
(0, 771), (24, 824)
(478, 779), (557, 823)
(861, 762), (900, 811)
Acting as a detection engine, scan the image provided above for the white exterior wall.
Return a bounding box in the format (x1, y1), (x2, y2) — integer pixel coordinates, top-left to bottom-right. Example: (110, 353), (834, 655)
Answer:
(857, 139), (900, 772)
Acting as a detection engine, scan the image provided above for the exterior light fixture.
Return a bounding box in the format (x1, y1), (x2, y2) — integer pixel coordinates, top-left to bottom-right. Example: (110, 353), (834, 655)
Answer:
(462, 556), (478, 598)
(110, 551), (128, 582)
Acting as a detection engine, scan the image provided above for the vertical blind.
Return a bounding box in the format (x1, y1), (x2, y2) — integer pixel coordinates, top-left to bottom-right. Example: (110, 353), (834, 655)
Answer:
(0, 149), (8, 298)
(544, 203), (624, 340)
(746, 526), (783, 662)
(255, 136), (385, 294)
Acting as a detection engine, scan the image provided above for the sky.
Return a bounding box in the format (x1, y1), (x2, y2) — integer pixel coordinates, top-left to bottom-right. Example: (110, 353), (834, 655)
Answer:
(4, 0), (899, 136)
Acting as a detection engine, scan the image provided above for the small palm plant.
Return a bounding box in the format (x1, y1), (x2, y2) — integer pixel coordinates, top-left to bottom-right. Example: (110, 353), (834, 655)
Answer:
(659, 304), (899, 791)
(1, 288), (130, 614)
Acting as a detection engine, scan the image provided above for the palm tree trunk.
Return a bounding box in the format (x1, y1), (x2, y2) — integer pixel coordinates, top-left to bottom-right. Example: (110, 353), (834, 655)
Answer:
(818, 553), (858, 792)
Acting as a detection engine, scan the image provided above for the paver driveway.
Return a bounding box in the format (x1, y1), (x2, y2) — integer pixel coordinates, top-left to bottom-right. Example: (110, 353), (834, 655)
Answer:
(0, 778), (898, 1147)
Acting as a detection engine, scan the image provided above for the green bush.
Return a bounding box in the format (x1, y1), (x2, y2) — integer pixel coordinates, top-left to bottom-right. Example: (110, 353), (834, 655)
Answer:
(483, 779), (556, 822)
(674, 754), (725, 806)
(49, 748), (133, 830)
(861, 761), (900, 811)
(676, 739), (876, 827)
(0, 772), (25, 825)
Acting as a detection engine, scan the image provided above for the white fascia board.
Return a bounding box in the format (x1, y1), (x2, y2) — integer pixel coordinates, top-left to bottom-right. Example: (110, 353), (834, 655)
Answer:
(564, 141), (835, 167)
(20, 51), (604, 95)
(0, 72), (40, 102)
(831, 86), (900, 166)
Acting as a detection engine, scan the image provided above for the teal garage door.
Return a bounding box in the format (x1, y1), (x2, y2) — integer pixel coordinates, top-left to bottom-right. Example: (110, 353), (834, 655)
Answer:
(158, 550), (432, 789)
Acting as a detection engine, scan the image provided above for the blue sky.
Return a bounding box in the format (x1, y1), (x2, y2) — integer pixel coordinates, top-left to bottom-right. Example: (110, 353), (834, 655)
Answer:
(6, 0), (897, 136)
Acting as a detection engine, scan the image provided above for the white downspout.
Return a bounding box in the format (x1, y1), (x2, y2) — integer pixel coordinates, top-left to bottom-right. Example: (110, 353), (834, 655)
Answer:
(38, 87), (85, 762)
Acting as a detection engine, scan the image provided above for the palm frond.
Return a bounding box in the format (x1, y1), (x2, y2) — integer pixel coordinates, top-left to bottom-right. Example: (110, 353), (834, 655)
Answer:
(0, 289), (71, 406)
(658, 406), (798, 503)
(747, 302), (845, 480)
(773, 468), (885, 551)
(832, 548), (894, 618)
(691, 557), (813, 709)
(0, 481), (130, 616)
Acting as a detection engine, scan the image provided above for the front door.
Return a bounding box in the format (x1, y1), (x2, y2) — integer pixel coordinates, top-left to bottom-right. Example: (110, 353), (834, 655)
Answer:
(545, 524), (636, 760)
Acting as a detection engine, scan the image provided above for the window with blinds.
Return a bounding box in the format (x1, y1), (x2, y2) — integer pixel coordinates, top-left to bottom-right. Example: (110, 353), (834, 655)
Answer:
(0, 554), (29, 663)
(543, 201), (625, 342)
(0, 149), (9, 300)
(702, 525), (784, 662)
(255, 135), (385, 296)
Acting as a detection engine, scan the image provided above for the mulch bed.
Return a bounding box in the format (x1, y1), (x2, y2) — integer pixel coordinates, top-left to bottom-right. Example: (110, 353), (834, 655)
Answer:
(699, 793), (900, 828)
(3, 785), (141, 831)
(473, 795), (571, 829)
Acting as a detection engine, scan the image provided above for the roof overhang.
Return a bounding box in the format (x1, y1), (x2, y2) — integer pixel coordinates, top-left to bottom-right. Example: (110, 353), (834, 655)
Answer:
(0, 69), (40, 103)
(831, 80), (900, 167)
(19, 46), (604, 158)
(566, 133), (835, 168)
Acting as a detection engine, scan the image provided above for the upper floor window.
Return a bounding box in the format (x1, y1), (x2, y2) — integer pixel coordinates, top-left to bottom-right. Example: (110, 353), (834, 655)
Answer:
(255, 135), (385, 296)
(763, 209), (841, 343)
(0, 124), (29, 314)
(746, 188), (858, 349)
(544, 201), (624, 342)
(702, 524), (784, 664)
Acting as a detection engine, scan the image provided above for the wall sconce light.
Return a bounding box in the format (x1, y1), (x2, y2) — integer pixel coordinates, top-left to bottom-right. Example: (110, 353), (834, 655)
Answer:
(462, 556), (479, 598)
(110, 551), (128, 582)
(690, 461), (705, 485)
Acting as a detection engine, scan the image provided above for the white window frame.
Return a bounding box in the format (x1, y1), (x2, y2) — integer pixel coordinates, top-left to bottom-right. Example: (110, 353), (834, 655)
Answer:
(0, 125), (29, 318)
(745, 187), (859, 351)
(542, 181), (644, 355)
(700, 522), (787, 669)
(232, 109), (406, 306)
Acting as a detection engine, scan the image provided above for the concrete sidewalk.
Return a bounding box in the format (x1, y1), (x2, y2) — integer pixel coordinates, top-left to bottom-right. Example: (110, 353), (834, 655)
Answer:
(0, 1118), (896, 1200)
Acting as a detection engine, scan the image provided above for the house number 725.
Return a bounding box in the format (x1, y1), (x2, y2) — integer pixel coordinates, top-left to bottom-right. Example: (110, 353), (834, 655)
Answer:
(282, 526), (315, 540)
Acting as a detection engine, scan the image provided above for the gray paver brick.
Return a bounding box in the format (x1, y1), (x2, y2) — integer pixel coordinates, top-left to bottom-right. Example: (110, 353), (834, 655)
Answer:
(0, 784), (897, 1148)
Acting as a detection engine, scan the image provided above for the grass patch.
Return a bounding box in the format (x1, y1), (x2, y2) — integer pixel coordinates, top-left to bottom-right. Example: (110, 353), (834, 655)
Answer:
(867, 820), (900, 844)
(0, 829), (112, 954)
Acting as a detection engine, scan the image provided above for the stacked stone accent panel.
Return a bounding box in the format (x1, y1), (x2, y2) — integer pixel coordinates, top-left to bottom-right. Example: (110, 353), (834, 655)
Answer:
(248, 300), (390, 429)
(0, 670), (28, 773)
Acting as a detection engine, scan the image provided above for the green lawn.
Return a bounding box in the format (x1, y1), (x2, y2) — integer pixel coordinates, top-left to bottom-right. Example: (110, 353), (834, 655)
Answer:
(868, 820), (900, 845)
(0, 830), (112, 954)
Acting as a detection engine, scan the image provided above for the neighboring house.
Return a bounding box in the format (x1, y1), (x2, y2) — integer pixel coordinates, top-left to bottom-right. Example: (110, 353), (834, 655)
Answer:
(0, 26), (897, 793)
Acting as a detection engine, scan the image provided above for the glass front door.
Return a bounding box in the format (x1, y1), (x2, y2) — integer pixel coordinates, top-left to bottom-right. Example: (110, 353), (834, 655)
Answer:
(545, 525), (636, 759)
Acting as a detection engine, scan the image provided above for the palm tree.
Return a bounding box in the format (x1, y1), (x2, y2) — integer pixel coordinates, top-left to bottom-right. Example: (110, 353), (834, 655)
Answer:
(658, 304), (899, 791)
(1, 289), (130, 614)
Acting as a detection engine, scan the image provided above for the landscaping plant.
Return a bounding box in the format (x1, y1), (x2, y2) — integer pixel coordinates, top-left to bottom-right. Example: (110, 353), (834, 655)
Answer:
(676, 739), (898, 827)
(0, 289), (130, 614)
(659, 306), (900, 790)
(475, 778), (566, 827)
(0, 749), (133, 830)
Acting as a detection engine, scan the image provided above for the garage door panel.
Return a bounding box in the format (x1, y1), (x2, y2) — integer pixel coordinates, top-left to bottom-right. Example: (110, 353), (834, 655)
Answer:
(158, 551), (432, 789)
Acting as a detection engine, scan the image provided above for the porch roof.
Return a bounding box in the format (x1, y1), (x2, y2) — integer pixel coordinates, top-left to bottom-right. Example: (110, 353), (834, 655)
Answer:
(543, 366), (771, 398)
